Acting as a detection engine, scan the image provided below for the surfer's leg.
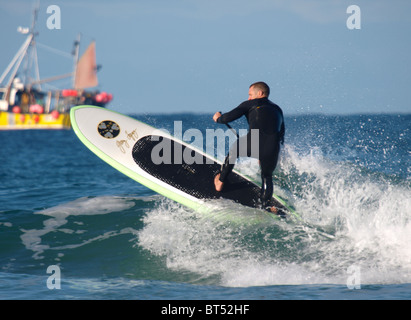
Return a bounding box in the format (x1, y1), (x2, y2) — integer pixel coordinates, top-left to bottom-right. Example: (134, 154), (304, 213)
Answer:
(220, 152), (235, 181)
(215, 153), (235, 191)
(259, 138), (280, 209)
(214, 137), (243, 191)
(260, 174), (274, 208)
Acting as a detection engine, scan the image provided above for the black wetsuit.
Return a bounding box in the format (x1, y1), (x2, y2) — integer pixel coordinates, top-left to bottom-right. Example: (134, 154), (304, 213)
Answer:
(217, 97), (285, 208)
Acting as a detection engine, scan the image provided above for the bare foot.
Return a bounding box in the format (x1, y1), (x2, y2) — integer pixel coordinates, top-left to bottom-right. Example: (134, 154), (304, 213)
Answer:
(214, 174), (224, 192)
(269, 206), (278, 214)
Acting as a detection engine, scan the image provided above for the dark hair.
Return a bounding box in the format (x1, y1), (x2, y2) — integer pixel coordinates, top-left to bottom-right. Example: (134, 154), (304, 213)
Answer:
(250, 81), (270, 97)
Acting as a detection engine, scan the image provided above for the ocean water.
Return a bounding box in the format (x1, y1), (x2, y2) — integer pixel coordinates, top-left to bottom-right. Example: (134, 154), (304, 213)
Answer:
(0, 112), (410, 300)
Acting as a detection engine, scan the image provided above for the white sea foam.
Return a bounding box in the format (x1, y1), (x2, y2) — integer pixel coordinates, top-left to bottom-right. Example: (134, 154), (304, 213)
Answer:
(138, 146), (411, 287)
(21, 196), (136, 260)
(36, 196), (135, 218)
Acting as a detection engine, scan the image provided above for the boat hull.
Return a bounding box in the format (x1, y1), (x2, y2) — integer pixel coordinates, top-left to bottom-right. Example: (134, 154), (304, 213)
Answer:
(0, 111), (71, 130)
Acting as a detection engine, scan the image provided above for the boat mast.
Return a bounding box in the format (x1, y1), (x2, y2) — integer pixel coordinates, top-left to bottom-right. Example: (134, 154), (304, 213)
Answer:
(0, 2), (40, 100)
(72, 34), (81, 88)
(0, 33), (33, 88)
(23, 3), (41, 90)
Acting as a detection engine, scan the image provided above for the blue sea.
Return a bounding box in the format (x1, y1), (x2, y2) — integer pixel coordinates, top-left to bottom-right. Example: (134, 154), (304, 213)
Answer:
(0, 112), (410, 301)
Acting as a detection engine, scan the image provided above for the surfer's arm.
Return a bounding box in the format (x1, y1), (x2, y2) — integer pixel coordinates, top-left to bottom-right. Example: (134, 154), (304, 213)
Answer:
(213, 112), (222, 122)
(216, 101), (250, 124)
(279, 108), (285, 145)
(279, 120), (285, 145)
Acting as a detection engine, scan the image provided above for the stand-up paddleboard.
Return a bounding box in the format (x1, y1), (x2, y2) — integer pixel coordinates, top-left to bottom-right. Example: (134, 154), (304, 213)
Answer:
(70, 106), (298, 221)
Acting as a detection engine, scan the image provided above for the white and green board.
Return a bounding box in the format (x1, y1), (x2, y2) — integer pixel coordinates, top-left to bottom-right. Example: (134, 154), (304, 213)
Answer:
(70, 105), (298, 221)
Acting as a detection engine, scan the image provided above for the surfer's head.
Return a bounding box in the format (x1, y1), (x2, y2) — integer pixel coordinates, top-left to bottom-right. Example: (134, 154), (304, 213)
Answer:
(248, 82), (270, 100)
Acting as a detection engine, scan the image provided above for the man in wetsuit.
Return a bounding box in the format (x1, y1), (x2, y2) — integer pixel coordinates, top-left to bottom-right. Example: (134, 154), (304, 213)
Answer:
(213, 82), (285, 211)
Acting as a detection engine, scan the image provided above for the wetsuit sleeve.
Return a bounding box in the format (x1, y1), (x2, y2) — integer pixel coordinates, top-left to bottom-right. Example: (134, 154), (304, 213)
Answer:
(279, 108), (285, 145)
(217, 100), (251, 124)
(280, 120), (285, 145)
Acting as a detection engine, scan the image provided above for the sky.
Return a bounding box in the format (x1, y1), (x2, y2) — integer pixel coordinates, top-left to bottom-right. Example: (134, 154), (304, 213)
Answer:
(1, 0), (411, 115)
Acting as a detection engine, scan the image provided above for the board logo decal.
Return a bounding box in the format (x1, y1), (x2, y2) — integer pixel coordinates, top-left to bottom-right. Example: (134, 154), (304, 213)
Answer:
(98, 120), (120, 139)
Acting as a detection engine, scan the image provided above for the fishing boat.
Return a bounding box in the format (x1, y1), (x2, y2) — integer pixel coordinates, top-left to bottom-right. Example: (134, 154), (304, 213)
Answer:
(0, 6), (112, 130)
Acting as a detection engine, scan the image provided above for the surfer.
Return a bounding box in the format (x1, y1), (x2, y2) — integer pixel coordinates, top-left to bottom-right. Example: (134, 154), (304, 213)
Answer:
(213, 82), (285, 212)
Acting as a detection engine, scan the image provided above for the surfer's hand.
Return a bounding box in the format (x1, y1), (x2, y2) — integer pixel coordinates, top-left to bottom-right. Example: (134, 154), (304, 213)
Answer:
(213, 112), (222, 122)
